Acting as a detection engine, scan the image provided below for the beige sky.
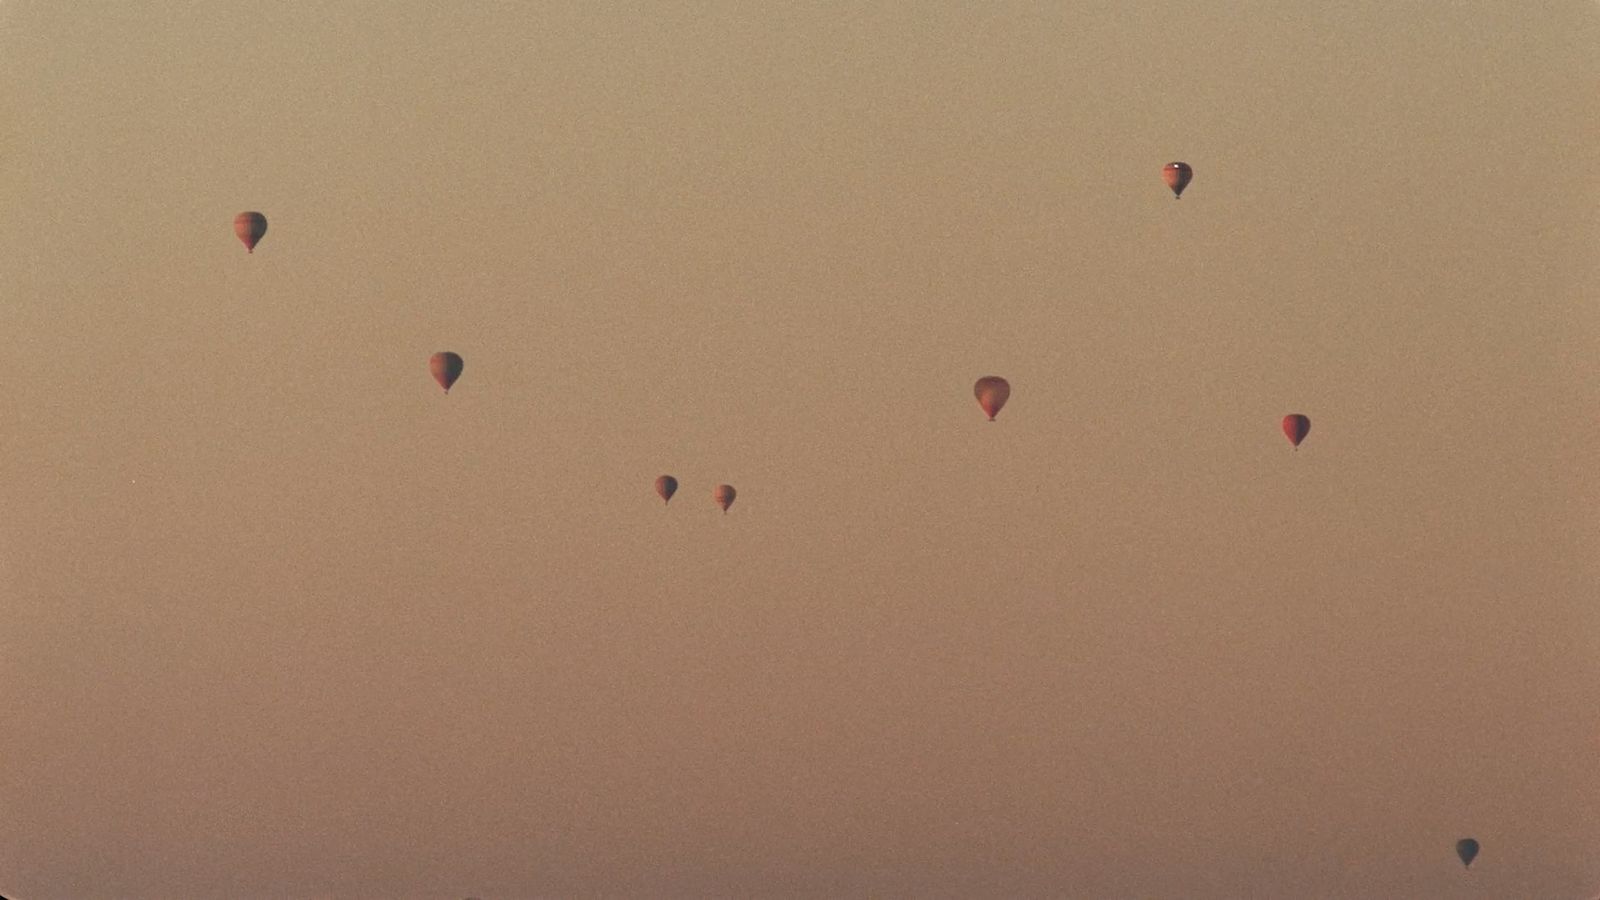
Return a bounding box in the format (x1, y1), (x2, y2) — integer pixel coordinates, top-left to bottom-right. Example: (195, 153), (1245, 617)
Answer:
(3, 2), (1599, 897)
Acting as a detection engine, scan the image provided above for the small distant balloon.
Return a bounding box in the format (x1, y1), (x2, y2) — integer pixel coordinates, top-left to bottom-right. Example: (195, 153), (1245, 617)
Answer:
(974, 376), (1011, 421)
(1456, 838), (1479, 868)
(1282, 413), (1310, 449)
(655, 475), (678, 504)
(234, 211), (267, 253)
(430, 352), (464, 394)
(1162, 162), (1193, 199)
(713, 484), (736, 513)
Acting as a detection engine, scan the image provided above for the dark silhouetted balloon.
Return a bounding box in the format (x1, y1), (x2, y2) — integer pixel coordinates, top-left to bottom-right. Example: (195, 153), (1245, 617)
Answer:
(713, 484), (736, 513)
(1162, 162), (1193, 199)
(1456, 838), (1479, 868)
(975, 376), (1011, 421)
(655, 475), (678, 504)
(430, 352), (464, 394)
(234, 211), (267, 253)
(1282, 413), (1310, 449)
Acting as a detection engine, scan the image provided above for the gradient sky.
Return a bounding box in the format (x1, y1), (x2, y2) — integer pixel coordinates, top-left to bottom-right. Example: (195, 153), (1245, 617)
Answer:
(3, 2), (1599, 897)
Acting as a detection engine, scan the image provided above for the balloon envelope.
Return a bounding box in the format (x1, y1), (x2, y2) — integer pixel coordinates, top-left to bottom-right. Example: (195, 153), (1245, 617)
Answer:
(234, 211), (267, 253)
(1456, 838), (1479, 868)
(1282, 413), (1311, 448)
(1162, 162), (1193, 198)
(430, 352), (464, 393)
(974, 376), (1011, 421)
(655, 475), (678, 504)
(713, 484), (736, 513)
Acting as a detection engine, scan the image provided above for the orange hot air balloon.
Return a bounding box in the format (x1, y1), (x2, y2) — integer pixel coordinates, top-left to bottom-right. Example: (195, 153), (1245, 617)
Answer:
(234, 211), (268, 253)
(712, 484), (736, 513)
(430, 352), (464, 393)
(1282, 413), (1311, 449)
(1162, 162), (1193, 199)
(655, 475), (678, 504)
(974, 376), (1011, 421)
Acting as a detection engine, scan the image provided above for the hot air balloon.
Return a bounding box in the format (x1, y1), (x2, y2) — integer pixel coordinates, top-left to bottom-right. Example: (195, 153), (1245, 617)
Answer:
(655, 475), (678, 505)
(430, 352), (464, 394)
(1282, 413), (1310, 449)
(1456, 838), (1479, 868)
(234, 211), (267, 253)
(974, 376), (1010, 421)
(1162, 162), (1193, 199)
(713, 484), (736, 513)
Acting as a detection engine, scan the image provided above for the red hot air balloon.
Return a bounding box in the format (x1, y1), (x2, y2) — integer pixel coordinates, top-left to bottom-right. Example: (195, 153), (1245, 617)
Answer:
(430, 352), (464, 393)
(234, 211), (267, 253)
(1282, 414), (1310, 449)
(713, 484), (736, 513)
(974, 376), (1011, 421)
(655, 475), (678, 505)
(1162, 162), (1193, 199)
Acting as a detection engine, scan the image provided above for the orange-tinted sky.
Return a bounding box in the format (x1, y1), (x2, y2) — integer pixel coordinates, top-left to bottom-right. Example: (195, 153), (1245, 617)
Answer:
(3, 2), (1598, 897)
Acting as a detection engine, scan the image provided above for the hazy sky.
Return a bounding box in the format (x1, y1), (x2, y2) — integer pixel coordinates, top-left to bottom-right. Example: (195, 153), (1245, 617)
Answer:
(3, 2), (1599, 897)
